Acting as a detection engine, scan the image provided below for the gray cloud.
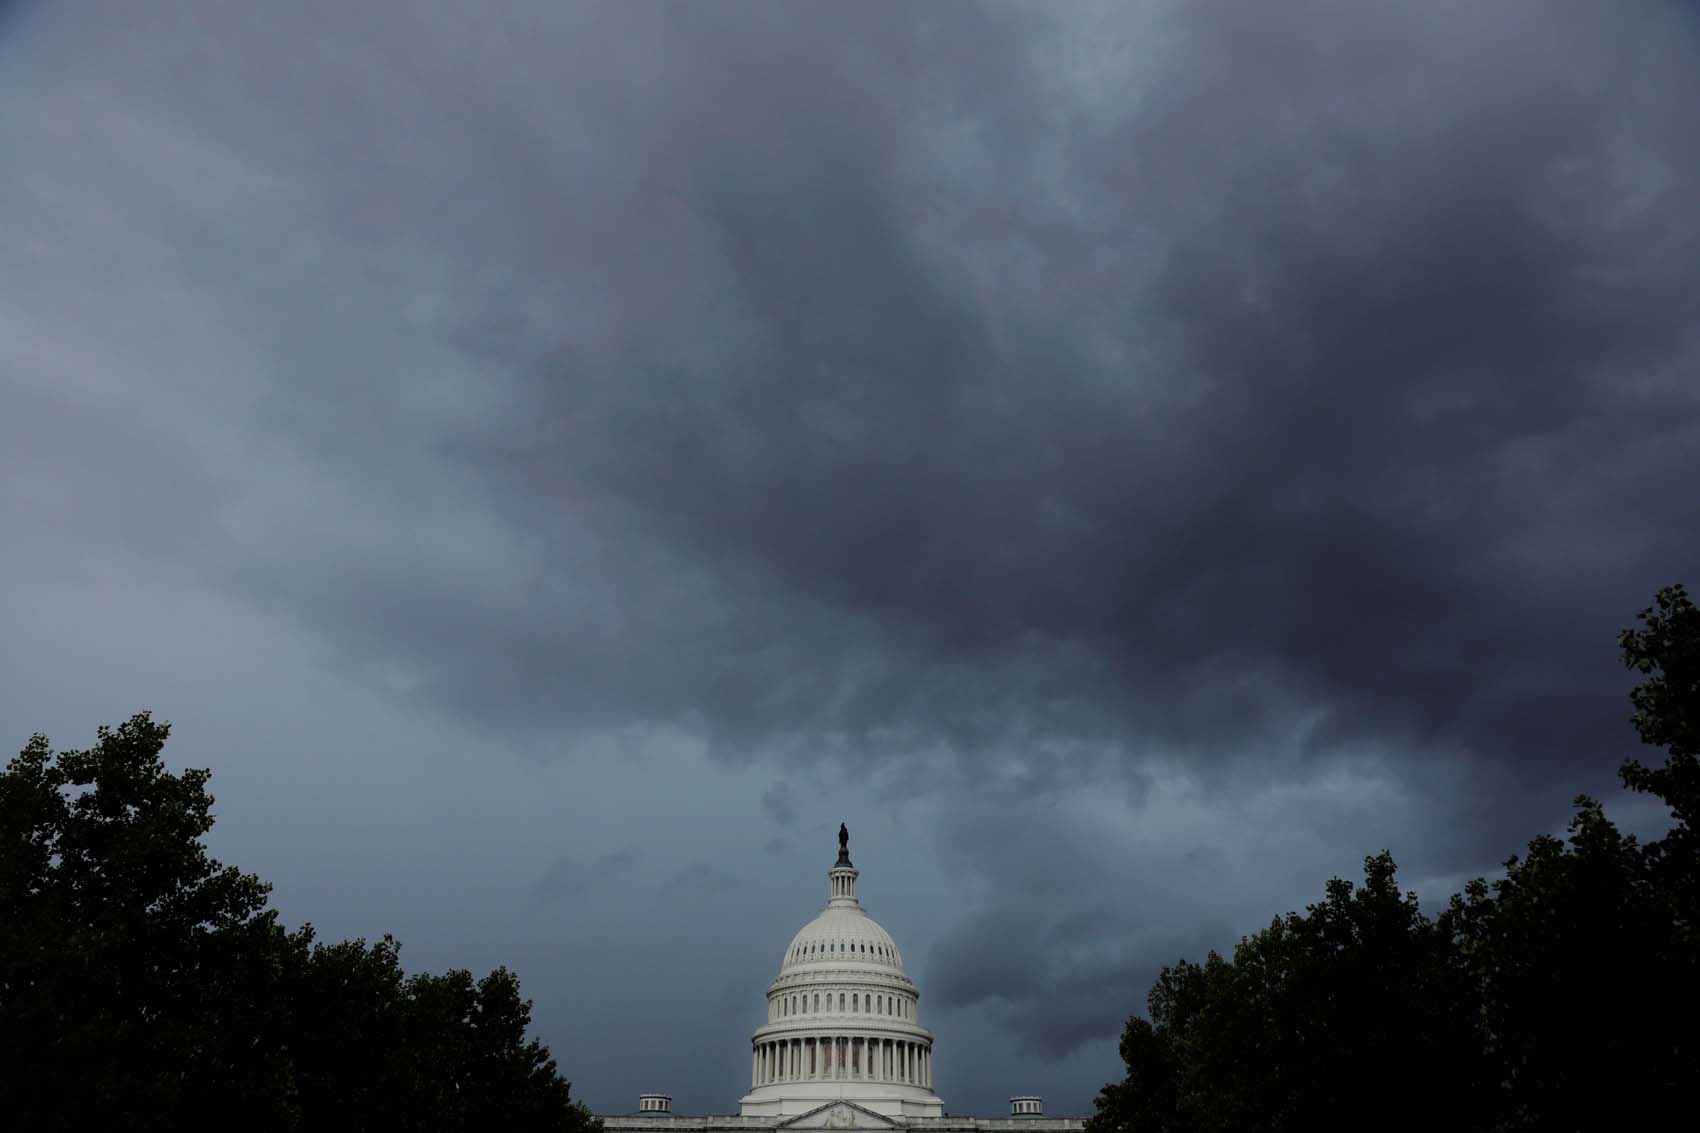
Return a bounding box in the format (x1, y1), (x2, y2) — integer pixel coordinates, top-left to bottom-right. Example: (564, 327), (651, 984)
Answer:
(3, 0), (1698, 1116)
(536, 848), (644, 899)
(761, 782), (800, 829)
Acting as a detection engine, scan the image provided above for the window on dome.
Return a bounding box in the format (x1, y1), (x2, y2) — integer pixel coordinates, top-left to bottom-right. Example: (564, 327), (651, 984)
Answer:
(839, 993), (845, 1011)
(813, 994), (820, 1011)
(853, 994), (859, 1011)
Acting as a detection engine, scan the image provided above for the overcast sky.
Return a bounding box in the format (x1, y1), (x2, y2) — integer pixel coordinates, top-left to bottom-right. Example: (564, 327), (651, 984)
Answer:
(4, 0), (1699, 1117)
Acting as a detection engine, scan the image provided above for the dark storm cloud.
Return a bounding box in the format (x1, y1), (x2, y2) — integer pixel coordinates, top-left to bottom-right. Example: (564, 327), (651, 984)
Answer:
(5, 0), (1699, 1096)
(444, 0), (1700, 793)
(32, 0), (1686, 788)
(929, 904), (1223, 1058)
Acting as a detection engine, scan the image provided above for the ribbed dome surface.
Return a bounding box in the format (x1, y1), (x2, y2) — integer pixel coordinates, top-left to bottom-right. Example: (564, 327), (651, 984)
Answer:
(781, 907), (904, 973)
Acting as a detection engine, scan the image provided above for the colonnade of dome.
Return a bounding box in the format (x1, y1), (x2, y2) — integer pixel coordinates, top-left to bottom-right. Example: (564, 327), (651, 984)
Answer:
(752, 1034), (932, 1089)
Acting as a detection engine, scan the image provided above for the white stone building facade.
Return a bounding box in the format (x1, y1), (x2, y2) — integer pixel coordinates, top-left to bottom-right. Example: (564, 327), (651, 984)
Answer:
(602, 832), (1087, 1133)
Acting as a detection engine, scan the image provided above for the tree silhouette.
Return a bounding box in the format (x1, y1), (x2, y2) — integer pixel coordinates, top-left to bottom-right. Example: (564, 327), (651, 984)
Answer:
(1092, 584), (1700, 1132)
(0, 714), (597, 1132)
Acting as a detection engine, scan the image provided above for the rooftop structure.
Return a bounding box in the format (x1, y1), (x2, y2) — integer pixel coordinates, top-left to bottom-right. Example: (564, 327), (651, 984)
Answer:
(601, 828), (1085, 1133)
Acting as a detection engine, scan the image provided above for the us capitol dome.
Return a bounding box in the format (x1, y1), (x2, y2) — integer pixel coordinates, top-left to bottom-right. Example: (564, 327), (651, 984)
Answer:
(600, 827), (1084, 1133)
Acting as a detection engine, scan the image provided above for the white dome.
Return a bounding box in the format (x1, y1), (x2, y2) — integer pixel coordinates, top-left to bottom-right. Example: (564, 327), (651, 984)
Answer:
(740, 830), (941, 1119)
(781, 907), (905, 973)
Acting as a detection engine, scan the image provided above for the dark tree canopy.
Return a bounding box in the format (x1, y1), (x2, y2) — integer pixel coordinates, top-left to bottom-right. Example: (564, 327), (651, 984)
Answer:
(0, 714), (597, 1133)
(1090, 584), (1700, 1132)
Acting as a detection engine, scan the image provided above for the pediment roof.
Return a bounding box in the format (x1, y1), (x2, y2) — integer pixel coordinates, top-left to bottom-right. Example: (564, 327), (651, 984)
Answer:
(776, 1101), (902, 1130)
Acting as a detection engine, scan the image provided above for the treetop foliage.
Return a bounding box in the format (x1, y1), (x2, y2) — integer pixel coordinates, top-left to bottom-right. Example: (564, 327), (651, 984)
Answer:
(1090, 583), (1700, 1132)
(0, 713), (598, 1133)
